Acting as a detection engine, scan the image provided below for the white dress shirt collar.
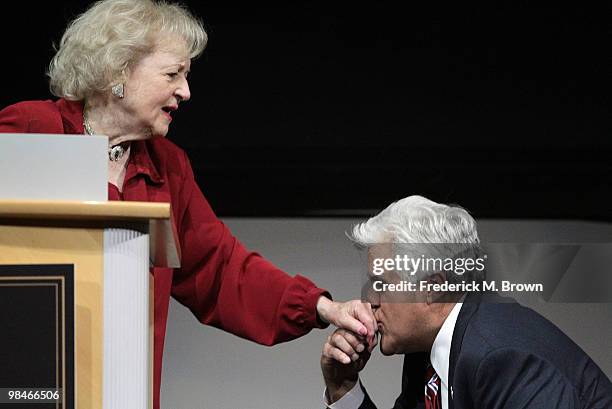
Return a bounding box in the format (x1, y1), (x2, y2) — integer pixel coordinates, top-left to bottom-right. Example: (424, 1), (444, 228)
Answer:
(430, 301), (463, 406)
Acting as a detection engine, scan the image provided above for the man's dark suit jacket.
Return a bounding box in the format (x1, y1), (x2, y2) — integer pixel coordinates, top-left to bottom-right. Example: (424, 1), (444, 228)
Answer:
(359, 293), (612, 408)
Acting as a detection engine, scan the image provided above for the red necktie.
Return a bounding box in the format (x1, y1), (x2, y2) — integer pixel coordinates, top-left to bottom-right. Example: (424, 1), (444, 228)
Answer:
(424, 364), (442, 409)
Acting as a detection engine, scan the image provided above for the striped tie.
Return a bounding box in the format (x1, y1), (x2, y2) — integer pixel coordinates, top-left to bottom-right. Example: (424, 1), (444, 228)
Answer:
(424, 363), (441, 409)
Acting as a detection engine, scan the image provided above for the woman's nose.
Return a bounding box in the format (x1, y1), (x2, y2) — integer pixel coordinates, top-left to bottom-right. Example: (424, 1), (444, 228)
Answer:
(175, 77), (191, 102)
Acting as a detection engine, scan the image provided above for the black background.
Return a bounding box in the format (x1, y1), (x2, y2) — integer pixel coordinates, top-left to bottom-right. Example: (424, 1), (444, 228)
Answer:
(2, 2), (610, 219)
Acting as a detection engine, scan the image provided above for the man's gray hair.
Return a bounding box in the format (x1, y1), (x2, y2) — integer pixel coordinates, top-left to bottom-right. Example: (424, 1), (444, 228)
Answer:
(351, 195), (484, 284)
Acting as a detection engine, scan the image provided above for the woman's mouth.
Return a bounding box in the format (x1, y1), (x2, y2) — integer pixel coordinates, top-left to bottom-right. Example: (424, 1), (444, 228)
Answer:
(161, 106), (177, 121)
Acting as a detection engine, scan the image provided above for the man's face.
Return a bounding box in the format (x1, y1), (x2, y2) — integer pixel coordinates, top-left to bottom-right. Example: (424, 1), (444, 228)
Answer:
(370, 274), (430, 355)
(366, 246), (431, 355)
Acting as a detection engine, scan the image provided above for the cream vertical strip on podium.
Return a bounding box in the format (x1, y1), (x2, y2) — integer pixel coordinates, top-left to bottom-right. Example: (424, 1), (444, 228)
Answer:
(103, 229), (151, 409)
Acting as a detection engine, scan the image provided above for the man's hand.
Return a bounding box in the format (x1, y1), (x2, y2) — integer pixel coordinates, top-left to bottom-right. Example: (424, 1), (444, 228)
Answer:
(321, 328), (376, 403)
(316, 297), (377, 347)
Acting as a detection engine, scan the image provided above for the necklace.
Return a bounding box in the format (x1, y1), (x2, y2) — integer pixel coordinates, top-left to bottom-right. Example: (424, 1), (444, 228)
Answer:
(83, 114), (128, 162)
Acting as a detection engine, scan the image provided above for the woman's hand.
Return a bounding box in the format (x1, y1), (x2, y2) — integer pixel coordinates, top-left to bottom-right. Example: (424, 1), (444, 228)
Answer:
(316, 296), (377, 348)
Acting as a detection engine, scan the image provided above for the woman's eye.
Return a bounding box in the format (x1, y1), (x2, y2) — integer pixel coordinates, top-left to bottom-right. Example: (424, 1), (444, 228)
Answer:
(167, 72), (178, 78)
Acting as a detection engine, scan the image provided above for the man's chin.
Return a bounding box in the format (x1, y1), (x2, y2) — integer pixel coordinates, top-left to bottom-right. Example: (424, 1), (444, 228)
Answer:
(379, 338), (396, 356)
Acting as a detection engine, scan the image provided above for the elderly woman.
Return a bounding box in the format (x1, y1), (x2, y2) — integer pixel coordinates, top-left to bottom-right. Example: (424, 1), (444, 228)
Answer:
(0, 0), (375, 407)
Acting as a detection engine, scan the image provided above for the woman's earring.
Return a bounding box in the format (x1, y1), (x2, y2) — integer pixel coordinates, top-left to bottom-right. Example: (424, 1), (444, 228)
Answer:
(111, 83), (125, 99)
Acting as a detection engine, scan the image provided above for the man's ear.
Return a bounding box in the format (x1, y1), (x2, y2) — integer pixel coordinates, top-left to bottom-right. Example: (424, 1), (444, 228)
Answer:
(425, 272), (446, 304)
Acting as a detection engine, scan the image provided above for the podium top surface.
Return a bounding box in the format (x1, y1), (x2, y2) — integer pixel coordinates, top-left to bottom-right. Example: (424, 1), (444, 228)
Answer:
(0, 200), (171, 221)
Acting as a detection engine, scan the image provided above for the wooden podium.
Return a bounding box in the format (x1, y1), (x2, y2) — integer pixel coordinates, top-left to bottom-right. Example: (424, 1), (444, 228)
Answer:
(0, 200), (179, 409)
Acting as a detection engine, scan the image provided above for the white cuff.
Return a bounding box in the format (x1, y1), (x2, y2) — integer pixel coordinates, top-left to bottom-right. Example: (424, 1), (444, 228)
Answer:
(323, 379), (365, 409)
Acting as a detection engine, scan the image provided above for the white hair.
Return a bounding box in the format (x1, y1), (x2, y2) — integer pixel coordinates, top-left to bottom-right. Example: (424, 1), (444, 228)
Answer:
(351, 195), (479, 246)
(48, 0), (207, 100)
(351, 195), (483, 284)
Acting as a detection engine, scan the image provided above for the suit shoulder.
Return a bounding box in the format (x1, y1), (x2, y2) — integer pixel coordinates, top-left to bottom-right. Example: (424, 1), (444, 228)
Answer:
(464, 301), (570, 351)
(456, 301), (611, 405)
(456, 301), (571, 371)
(460, 301), (587, 366)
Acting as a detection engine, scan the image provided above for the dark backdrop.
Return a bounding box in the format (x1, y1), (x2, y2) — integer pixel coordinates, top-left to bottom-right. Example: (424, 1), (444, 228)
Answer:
(2, 2), (610, 218)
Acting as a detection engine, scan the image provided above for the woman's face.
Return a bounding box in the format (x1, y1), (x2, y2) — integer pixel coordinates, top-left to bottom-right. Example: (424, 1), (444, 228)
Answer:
(120, 42), (191, 137)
